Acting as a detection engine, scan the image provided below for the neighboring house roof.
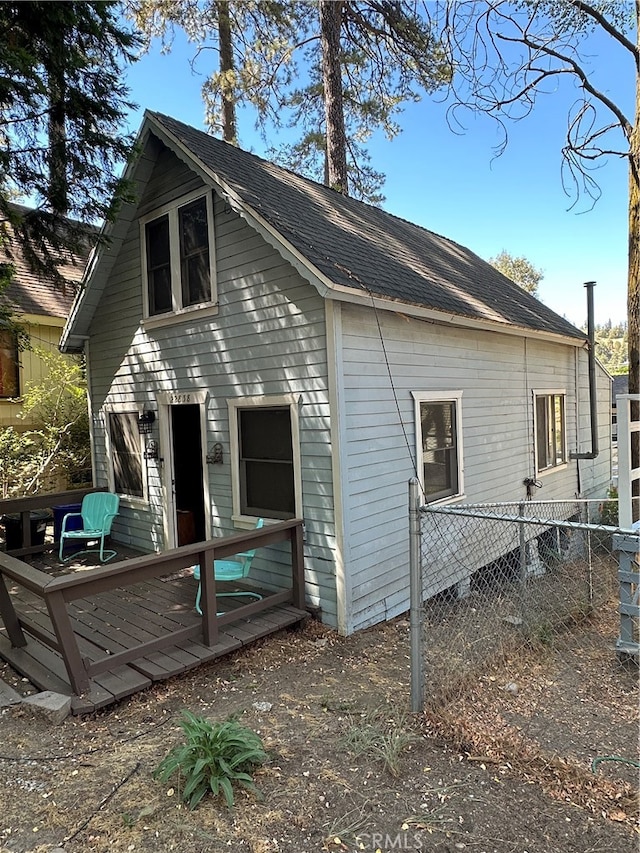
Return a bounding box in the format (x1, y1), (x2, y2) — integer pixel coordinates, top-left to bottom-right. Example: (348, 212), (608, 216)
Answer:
(0, 203), (92, 320)
(612, 374), (629, 401)
(62, 110), (588, 350)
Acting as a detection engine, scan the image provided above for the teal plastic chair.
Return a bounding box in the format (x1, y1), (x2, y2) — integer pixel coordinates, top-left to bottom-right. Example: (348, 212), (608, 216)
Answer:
(194, 518), (264, 615)
(58, 493), (120, 562)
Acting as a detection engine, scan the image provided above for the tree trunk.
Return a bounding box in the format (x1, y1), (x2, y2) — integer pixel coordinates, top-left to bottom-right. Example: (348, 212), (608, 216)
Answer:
(319, 0), (348, 194)
(45, 30), (68, 216)
(217, 0), (237, 144)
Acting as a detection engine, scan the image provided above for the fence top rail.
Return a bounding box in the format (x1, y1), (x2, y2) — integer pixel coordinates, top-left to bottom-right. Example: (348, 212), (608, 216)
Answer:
(42, 517), (304, 596)
(421, 504), (638, 536)
(425, 498), (605, 509)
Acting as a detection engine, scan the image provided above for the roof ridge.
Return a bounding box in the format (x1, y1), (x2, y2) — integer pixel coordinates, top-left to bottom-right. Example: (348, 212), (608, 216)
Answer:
(148, 111), (471, 255)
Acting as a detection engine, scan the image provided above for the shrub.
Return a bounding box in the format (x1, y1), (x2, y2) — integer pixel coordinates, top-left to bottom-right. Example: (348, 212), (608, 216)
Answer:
(154, 712), (268, 810)
(0, 349), (90, 496)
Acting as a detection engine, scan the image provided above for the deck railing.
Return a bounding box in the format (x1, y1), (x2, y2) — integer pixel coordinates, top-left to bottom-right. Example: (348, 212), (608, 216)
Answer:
(0, 488), (104, 557)
(0, 519), (305, 695)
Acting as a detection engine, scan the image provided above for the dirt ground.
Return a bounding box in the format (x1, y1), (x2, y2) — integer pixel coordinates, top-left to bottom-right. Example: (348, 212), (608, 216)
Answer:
(0, 611), (638, 853)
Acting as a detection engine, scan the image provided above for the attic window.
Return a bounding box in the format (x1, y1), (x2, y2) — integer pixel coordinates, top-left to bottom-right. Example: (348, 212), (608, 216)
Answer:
(141, 190), (216, 319)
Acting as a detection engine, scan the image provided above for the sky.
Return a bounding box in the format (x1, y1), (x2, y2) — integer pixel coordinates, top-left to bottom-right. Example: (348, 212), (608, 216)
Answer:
(122, 16), (633, 329)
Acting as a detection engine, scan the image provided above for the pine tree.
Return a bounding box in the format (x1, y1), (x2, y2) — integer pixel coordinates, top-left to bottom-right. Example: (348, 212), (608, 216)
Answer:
(0, 1), (141, 284)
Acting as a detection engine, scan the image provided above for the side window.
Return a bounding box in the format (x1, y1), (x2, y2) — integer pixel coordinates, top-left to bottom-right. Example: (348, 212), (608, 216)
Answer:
(229, 396), (302, 522)
(108, 412), (144, 498)
(535, 392), (566, 472)
(0, 330), (19, 398)
(141, 191), (215, 320)
(413, 392), (464, 503)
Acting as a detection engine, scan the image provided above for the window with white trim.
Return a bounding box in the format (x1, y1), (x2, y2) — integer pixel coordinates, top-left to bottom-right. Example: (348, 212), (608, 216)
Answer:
(107, 411), (145, 499)
(413, 392), (464, 502)
(229, 396), (302, 521)
(534, 392), (566, 472)
(141, 190), (216, 319)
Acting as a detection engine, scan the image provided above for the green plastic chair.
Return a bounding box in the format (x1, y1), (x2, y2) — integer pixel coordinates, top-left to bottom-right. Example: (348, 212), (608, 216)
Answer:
(58, 493), (120, 562)
(194, 518), (264, 615)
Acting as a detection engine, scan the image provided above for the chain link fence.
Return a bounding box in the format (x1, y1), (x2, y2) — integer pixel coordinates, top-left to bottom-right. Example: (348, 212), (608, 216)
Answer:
(408, 483), (638, 710)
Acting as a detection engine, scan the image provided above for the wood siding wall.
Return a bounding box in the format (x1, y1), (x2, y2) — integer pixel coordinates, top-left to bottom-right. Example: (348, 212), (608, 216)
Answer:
(86, 146), (338, 625)
(0, 321), (68, 430)
(336, 303), (612, 632)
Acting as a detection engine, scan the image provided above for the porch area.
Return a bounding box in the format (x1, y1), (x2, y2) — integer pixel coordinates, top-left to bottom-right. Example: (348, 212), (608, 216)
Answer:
(0, 491), (308, 714)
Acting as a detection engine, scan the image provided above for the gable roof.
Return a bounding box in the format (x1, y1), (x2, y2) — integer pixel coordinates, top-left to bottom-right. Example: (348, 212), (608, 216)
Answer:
(1, 204), (93, 320)
(62, 110), (587, 350)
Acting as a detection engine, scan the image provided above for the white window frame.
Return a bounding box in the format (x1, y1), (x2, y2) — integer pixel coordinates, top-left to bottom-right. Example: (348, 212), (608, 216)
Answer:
(533, 389), (568, 475)
(140, 188), (218, 329)
(104, 406), (148, 504)
(412, 391), (464, 504)
(228, 394), (302, 526)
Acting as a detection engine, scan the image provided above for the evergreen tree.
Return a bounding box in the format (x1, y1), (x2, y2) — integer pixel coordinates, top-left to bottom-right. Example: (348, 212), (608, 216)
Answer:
(129, 0), (451, 203)
(0, 1), (141, 284)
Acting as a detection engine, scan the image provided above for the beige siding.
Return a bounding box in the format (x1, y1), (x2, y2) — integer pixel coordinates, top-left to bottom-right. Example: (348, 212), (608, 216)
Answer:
(0, 320), (69, 430)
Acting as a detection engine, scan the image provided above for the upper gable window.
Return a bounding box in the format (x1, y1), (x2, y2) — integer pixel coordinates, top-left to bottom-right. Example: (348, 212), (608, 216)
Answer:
(141, 190), (216, 320)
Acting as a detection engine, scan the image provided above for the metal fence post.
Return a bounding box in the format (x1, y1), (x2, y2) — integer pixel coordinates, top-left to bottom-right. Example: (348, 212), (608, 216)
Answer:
(409, 478), (424, 712)
(518, 502), (527, 620)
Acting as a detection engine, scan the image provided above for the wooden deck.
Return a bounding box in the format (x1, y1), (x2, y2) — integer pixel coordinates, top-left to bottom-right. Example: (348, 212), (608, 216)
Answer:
(0, 513), (308, 714)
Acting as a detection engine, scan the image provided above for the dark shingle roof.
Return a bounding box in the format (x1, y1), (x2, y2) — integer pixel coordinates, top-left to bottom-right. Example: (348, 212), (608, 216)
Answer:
(0, 204), (92, 319)
(613, 374), (629, 399)
(151, 112), (585, 342)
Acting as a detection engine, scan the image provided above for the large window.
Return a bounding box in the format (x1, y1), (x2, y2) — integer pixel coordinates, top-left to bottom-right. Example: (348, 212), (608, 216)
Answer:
(229, 396), (302, 522)
(535, 392), (566, 472)
(108, 412), (144, 498)
(142, 191), (215, 319)
(413, 392), (464, 503)
(0, 330), (19, 398)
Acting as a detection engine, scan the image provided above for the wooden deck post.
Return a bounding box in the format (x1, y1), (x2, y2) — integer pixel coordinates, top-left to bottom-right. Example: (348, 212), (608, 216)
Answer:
(20, 510), (32, 549)
(45, 589), (90, 695)
(199, 547), (219, 647)
(291, 521), (305, 610)
(0, 575), (27, 647)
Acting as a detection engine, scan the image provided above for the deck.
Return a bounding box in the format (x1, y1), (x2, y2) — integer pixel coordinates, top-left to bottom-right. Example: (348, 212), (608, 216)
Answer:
(0, 495), (308, 714)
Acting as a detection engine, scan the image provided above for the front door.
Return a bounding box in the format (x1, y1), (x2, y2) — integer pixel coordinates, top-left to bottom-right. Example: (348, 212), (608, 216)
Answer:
(169, 403), (206, 546)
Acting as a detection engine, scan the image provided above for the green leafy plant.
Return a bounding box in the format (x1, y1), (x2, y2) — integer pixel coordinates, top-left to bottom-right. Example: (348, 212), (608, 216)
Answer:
(0, 348), (90, 497)
(599, 486), (619, 528)
(154, 712), (268, 810)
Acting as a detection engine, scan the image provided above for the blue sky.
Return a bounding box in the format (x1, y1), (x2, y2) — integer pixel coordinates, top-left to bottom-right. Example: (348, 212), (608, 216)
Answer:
(123, 20), (632, 329)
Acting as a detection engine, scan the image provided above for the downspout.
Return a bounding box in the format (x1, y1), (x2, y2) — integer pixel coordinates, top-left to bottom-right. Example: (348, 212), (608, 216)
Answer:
(570, 281), (599, 460)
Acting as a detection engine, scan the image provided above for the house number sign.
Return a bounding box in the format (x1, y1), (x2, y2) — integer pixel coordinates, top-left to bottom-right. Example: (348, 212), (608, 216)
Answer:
(169, 393), (192, 405)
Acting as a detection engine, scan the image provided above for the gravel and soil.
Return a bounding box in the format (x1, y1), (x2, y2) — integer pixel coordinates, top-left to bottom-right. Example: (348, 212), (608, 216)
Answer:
(0, 605), (638, 853)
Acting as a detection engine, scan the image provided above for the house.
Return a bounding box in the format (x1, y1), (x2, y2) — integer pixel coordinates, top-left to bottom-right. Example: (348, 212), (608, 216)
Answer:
(60, 111), (612, 635)
(0, 204), (92, 429)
